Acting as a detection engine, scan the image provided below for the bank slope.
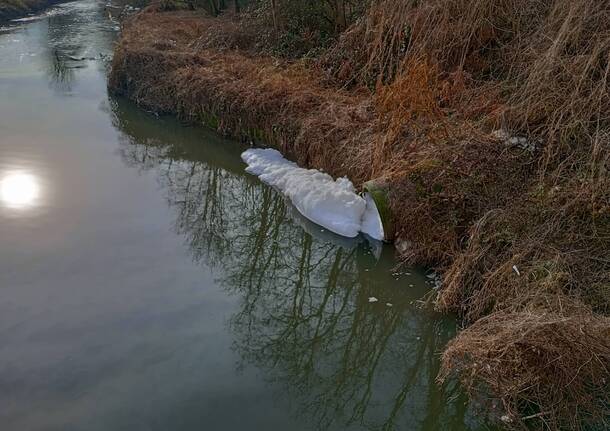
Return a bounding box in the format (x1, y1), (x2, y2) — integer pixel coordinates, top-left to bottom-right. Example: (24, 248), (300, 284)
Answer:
(109, 4), (610, 430)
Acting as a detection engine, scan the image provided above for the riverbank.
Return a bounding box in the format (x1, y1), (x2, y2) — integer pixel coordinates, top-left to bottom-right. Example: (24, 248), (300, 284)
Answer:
(109, 3), (609, 429)
(0, 0), (62, 21)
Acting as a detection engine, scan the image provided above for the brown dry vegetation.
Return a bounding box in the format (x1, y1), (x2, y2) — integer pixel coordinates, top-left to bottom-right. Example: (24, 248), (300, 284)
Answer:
(109, 1), (610, 429)
(108, 8), (377, 179)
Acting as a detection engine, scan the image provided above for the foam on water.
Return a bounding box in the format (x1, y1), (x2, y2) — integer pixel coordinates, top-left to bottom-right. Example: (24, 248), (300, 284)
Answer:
(242, 148), (384, 240)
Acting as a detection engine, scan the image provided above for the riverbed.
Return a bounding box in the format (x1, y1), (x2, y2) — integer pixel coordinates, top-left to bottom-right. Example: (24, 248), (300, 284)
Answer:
(0, 2), (481, 430)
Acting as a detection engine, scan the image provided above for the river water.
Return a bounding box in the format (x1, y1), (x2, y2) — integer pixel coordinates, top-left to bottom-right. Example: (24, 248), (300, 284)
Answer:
(0, 2), (482, 430)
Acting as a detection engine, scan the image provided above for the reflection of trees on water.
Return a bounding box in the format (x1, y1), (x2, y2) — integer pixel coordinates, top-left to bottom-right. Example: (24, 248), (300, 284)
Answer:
(47, 48), (75, 92)
(39, 1), (118, 92)
(231, 255), (468, 431)
(111, 99), (474, 431)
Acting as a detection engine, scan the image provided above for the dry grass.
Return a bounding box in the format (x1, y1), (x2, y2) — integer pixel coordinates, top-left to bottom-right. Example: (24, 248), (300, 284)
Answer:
(109, 1), (610, 428)
(439, 308), (610, 430)
(110, 8), (377, 181)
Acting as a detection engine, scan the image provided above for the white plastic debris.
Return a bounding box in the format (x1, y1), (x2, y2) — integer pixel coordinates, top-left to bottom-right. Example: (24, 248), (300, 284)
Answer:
(386, 303), (393, 307)
(242, 148), (384, 240)
(426, 272), (443, 289)
(396, 238), (412, 254)
(492, 129), (537, 152)
(512, 265), (521, 276)
(368, 297), (379, 303)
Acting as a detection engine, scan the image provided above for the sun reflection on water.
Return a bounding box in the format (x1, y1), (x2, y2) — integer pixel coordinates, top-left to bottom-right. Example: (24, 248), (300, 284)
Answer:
(0, 172), (40, 209)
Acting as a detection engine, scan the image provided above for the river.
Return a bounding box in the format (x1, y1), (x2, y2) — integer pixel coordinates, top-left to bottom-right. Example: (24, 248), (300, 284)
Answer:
(0, 2), (482, 430)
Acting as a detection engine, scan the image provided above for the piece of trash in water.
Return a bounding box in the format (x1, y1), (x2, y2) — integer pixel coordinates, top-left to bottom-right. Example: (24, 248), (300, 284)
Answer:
(425, 272), (443, 289)
(386, 303), (393, 307)
(368, 297), (378, 303)
(500, 415), (512, 423)
(512, 265), (521, 276)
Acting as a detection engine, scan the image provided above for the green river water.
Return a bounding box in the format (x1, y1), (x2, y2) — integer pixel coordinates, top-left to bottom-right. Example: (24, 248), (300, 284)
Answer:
(0, 2), (487, 430)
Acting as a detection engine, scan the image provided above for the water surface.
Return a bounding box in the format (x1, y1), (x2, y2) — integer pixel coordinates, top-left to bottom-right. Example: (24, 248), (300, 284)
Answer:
(0, 2), (481, 430)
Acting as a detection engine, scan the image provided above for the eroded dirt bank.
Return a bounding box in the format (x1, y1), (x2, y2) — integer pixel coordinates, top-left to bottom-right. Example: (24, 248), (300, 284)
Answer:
(109, 4), (610, 430)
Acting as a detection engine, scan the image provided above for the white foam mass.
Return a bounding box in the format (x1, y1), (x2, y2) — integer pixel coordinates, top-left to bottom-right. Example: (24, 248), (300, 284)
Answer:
(361, 192), (384, 241)
(241, 148), (384, 240)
